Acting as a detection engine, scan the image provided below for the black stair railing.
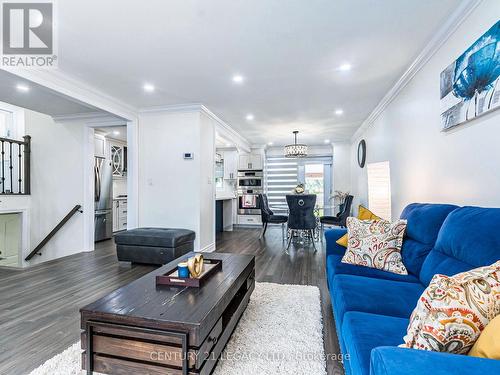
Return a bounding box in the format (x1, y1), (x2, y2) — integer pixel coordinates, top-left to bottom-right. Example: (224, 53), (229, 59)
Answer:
(0, 135), (31, 195)
(25, 204), (83, 261)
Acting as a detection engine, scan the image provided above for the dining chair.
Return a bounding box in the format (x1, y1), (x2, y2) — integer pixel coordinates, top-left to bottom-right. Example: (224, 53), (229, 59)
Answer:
(259, 194), (288, 240)
(285, 194), (317, 252)
(320, 195), (353, 239)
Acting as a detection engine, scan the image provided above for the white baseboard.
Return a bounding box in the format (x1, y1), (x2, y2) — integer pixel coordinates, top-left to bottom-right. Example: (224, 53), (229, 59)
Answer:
(199, 242), (216, 253)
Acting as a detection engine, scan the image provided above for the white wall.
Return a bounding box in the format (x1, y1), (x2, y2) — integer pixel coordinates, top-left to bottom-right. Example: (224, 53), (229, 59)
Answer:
(332, 142), (351, 194)
(138, 109), (215, 251)
(350, 1), (500, 219)
(0, 108), (86, 266)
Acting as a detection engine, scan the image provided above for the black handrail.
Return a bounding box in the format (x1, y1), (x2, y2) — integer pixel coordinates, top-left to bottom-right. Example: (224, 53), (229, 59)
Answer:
(25, 204), (83, 261)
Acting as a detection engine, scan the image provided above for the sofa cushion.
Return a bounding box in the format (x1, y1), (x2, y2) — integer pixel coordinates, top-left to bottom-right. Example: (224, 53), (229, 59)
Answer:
(114, 227), (196, 248)
(331, 275), (424, 329)
(336, 205), (381, 247)
(325, 228), (348, 257)
(342, 312), (408, 375)
(327, 254), (420, 286)
(402, 261), (500, 354)
(342, 218), (408, 275)
(399, 203), (458, 276)
(420, 206), (500, 285)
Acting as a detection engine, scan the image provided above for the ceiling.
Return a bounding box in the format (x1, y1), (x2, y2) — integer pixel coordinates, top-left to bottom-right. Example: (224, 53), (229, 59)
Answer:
(96, 126), (127, 142)
(52, 0), (461, 145)
(0, 70), (102, 116)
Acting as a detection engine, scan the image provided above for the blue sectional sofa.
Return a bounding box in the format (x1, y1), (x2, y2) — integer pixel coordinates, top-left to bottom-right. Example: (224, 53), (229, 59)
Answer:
(325, 203), (500, 375)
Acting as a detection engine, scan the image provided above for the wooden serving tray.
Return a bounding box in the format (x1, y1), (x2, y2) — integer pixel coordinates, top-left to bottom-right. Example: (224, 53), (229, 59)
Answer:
(156, 258), (222, 287)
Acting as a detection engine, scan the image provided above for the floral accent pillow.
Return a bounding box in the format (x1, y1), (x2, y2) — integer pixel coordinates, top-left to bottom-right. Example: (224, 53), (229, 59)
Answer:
(400, 261), (500, 354)
(341, 217), (408, 275)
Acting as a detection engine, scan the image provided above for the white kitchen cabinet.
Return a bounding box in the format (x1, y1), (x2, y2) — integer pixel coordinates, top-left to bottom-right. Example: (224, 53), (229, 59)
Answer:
(94, 135), (106, 158)
(238, 153), (262, 171)
(109, 140), (127, 177)
(237, 214), (261, 225)
(223, 150), (238, 180)
(250, 154), (263, 170)
(113, 199), (127, 232)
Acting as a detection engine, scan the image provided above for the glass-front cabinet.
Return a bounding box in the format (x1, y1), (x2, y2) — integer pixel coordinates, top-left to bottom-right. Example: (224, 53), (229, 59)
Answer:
(109, 141), (127, 177)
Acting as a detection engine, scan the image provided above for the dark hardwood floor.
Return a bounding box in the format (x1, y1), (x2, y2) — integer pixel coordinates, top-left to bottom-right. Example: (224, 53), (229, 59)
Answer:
(0, 226), (343, 375)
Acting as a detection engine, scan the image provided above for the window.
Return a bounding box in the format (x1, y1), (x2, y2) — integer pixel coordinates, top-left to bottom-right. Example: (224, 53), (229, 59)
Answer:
(0, 110), (14, 138)
(367, 161), (392, 220)
(265, 155), (332, 215)
(265, 156), (298, 214)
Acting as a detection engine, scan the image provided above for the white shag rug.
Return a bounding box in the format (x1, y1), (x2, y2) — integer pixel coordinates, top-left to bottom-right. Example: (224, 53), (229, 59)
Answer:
(29, 282), (326, 375)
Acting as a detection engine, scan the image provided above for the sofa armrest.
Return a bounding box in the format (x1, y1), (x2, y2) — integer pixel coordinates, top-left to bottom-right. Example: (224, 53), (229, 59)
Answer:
(324, 228), (347, 257)
(370, 347), (500, 375)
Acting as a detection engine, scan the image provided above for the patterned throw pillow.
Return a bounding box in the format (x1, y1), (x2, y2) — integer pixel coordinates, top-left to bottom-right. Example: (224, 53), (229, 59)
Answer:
(336, 205), (382, 248)
(341, 217), (408, 275)
(400, 261), (500, 354)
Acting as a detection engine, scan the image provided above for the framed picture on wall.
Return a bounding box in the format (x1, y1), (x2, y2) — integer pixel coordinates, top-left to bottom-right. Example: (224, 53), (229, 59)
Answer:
(440, 20), (500, 130)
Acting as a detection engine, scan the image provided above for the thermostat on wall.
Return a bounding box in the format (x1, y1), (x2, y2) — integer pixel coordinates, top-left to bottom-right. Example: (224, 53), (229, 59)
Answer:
(183, 152), (194, 159)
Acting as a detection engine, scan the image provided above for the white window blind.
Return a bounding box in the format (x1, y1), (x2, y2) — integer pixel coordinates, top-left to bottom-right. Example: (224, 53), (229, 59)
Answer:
(265, 155), (333, 214)
(265, 156), (298, 213)
(367, 161), (392, 220)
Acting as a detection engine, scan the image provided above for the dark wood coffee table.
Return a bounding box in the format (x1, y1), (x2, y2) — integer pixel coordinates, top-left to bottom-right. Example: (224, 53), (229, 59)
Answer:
(80, 252), (255, 375)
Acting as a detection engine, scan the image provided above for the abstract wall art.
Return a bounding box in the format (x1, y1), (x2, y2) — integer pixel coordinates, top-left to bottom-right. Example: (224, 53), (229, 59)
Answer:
(440, 20), (500, 130)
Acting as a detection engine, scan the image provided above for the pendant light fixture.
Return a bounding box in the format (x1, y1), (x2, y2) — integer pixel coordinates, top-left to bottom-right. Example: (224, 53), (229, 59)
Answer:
(284, 130), (308, 158)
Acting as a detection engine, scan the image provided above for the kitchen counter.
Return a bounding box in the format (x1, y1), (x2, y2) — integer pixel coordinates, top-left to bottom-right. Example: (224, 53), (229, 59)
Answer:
(215, 195), (236, 231)
(216, 194), (236, 201)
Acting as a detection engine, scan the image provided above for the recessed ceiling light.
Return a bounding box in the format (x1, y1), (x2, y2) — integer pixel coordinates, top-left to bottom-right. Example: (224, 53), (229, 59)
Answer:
(338, 63), (352, 72)
(16, 84), (30, 92)
(268, 142), (273, 146)
(143, 83), (155, 92)
(246, 114), (254, 121)
(226, 143), (231, 147)
(113, 130), (120, 135)
(324, 139), (330, 144)
(232, 74), (245, 84)
(335, 109), (344, 115)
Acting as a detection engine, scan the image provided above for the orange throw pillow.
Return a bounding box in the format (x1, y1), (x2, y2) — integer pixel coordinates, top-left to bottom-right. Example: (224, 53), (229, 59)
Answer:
(335, 205), (381, 247)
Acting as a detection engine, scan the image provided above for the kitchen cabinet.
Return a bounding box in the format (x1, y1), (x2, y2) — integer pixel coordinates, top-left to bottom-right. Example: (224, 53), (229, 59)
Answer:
(113, 199), (127, 232)
(109, 140), (127, 177)
(238, 153), (263, 171)
(223, 150), (238, 179)
(94, 135), (106, 158)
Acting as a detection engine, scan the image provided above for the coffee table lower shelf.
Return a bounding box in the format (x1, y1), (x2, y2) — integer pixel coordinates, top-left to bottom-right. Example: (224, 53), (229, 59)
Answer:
(82, 273), (255, 375)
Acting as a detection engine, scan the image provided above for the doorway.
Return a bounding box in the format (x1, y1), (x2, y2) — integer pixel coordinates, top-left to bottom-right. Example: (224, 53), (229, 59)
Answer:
(298, 161), (332, 215)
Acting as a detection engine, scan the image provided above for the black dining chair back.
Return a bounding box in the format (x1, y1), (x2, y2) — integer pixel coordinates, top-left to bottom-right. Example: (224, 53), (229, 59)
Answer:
(258, 194), (288, 240)
(337, 195), (354, 227)
(286, 194), (317, 230)
(259, 193), (273, 222)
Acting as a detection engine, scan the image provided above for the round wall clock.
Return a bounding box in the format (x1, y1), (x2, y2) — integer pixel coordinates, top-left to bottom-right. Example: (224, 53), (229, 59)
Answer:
(357, 140), (366, 168)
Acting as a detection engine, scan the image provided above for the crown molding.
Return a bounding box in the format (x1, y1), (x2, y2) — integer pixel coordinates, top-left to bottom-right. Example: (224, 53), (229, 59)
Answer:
(138, 103), (204, 114)
(52, 111), (105, 122)
(351, 0), (483, 142)
(199, 105), (251, 152)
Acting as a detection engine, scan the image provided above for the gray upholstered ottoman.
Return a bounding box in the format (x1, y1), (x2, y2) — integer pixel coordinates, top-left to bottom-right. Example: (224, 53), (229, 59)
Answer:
(115, 228), (195, 265)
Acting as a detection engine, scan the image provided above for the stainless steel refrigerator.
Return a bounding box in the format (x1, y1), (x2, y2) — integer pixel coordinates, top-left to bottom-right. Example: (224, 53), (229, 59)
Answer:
(94, 157), (113, 241)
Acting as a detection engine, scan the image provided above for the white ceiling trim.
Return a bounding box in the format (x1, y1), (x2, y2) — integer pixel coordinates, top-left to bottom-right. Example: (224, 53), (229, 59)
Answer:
(351, 0), (483, 143)
(139, 103), (204, 114)
(0, 67), (138, 121)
